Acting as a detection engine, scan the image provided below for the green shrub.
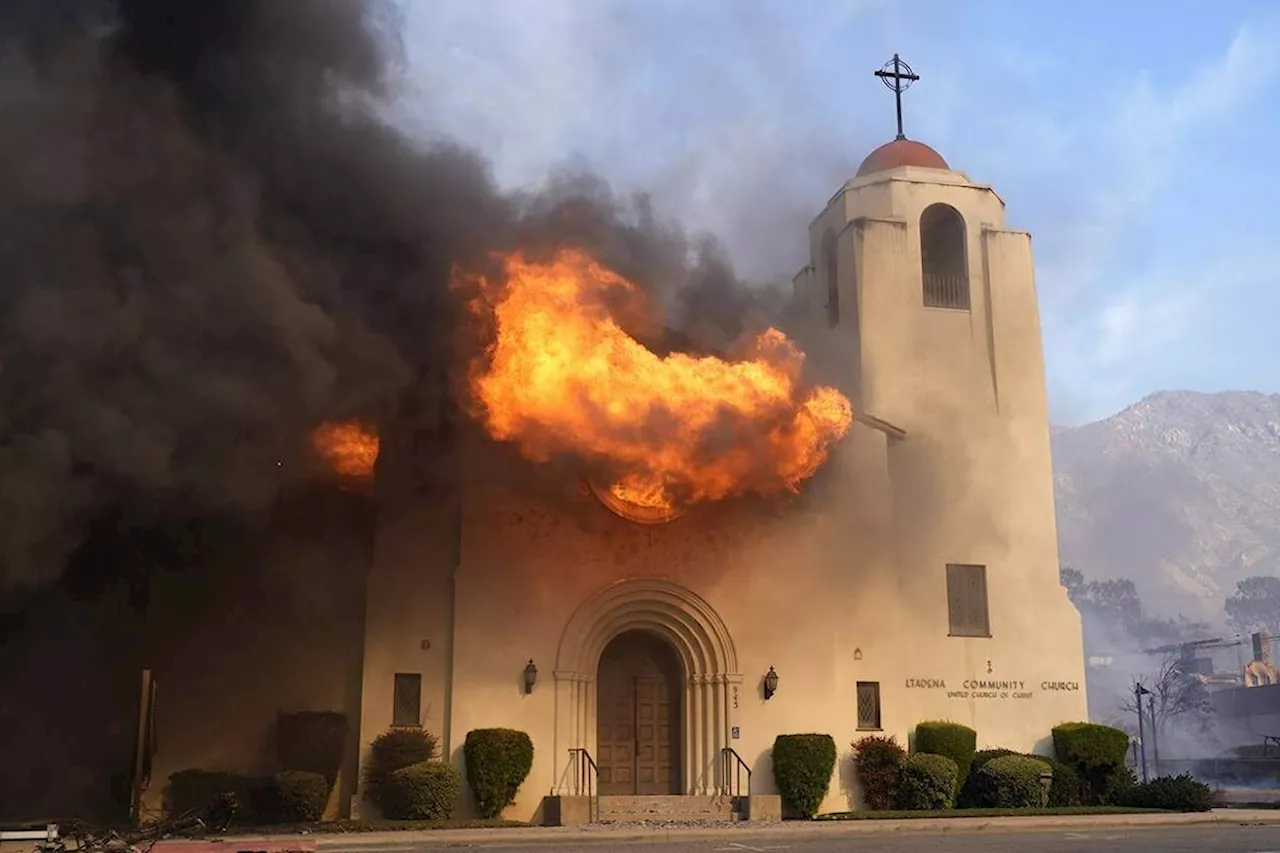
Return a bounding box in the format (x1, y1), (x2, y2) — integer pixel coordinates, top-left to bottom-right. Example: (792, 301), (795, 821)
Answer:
(1051, 723), (1129, 805)
(972, 755), (1049, 808)
(365, 728), (441, 809)
(957, 748), (1018, 807)
(1038, 756), (1082, 807)
(971, 748), (1018, 770)
(772, 734), (837, 819)
(896, 753), (959, 810)
(166, 769), (270, 825)
(1115, 773), (1213, 812)
(1102, 766), (1138, 805)
(914, 721), (977, 788)
(463, 729), (535, 819)
(278, 711), (349, 781)
(851, 735), (907, 811)
(958, 749), (1080, 808)
(272, 770), (330, 822)
(381, 761), (463, 820)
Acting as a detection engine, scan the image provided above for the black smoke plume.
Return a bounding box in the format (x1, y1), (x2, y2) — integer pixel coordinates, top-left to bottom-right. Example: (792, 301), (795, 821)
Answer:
(0, 0), (777, 603)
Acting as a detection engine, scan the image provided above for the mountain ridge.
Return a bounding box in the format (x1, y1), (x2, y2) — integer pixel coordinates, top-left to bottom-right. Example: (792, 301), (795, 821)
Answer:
(1052, 389), (1280, 623)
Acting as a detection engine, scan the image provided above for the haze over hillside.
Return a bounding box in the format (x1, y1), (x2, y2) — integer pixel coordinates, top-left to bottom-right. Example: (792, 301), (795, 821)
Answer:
(1052, 390), (1280, 625)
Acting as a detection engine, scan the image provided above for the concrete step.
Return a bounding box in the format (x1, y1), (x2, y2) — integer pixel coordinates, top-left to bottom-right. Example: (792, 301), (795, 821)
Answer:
(597, 794), (739, 822)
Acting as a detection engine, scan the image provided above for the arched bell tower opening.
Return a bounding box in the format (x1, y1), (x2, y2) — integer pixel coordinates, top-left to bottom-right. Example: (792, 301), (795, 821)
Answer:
(920, 202), (969, 310)
(596, 630), (683, 795)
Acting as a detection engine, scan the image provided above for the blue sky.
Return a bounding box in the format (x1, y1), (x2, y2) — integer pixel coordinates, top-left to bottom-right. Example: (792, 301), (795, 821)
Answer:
(394, 0), (1280, 425)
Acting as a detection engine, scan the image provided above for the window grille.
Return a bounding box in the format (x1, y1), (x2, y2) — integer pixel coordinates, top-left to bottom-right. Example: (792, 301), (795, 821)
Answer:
(856, 681), (881, 730)
(946, 563), (990, 637)
(393, 672), (422, 727)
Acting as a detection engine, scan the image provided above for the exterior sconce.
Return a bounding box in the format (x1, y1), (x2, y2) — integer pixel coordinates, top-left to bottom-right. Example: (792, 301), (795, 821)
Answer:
(763, 666), (779, 700)
(853, 648), (863, 661)
(523, 659), (538, 695)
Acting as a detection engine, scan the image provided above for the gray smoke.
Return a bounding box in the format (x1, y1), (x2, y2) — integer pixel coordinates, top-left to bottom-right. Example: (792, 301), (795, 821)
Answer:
(0, 0), (778, 601)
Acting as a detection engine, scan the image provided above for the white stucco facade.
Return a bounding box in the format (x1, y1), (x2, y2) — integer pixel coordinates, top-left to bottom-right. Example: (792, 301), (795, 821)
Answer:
(353, 143), (1089, 822)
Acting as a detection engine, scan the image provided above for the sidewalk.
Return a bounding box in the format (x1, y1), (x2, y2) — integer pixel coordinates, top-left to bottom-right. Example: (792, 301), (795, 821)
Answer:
(189, 808), (1280, 851)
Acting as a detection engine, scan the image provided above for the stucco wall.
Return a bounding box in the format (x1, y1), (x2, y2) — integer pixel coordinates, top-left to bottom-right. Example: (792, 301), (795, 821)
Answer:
(0, 585), (143, 822)
(0, 488), (373, 824)
(429, 429), (905, 820)
(140, 489), (371, 819)
(360, 422), (1084, 820)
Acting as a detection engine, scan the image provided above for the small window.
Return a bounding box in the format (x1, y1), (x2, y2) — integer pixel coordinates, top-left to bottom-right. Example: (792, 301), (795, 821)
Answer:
(947, 563), (990, 637)
(920, 203), (969, 310)
(822, 229), (839, 328)
(393, 672), (422, 727)
(856, 681), (881, 730)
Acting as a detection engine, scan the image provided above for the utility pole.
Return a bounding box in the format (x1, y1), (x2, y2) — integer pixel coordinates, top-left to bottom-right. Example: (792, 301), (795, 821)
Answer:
(1148, 691), (1161, 777)
(1135, 682), (1151, 781)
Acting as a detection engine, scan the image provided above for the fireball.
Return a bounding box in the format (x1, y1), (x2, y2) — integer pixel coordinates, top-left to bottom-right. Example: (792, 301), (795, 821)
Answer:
(311, 420), (379, 479)
(458, 249), (852, 519)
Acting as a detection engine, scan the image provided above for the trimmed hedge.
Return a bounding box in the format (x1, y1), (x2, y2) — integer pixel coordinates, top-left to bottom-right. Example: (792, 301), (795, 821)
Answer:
(914, 722), (977, 788)
(381, 761), (463, 820)
(958, 749), (1018, 807)
(278, 711), (348, 781)
(1102, 767), (1138, 806)
(1039, 756), (1082, 807)
(166, 769), (269, 825)
(366, 729), (441, 809)
(772, 734), (837, 819)
(896, 753), (959, 810)
(273, 771), (330, 822)
(972, 755), (1048, 808)
(960, 750), (1081, 808)
(1114, 773), (1213, 812)
(1051, 723), (1129, 805)
(852, 735), (907, 811)
(463, 729), (534, 819)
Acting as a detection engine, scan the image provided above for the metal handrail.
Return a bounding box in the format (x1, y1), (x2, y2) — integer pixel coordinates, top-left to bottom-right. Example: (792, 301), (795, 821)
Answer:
(569, 747), (599, 822)
(721, 747), (752, 797)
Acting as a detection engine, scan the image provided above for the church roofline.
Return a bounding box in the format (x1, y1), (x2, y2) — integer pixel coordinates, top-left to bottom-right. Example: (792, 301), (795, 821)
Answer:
(981, 224), (1032, 240)
(814, 169), (1007, 226)
(855, 412), (906, 440)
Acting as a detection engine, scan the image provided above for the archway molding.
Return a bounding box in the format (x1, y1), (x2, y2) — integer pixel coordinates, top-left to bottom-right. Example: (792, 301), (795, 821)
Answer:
(553, 578), (743, 795)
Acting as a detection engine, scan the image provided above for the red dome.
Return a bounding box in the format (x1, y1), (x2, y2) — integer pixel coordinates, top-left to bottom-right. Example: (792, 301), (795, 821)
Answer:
(856, 139), (949, 176)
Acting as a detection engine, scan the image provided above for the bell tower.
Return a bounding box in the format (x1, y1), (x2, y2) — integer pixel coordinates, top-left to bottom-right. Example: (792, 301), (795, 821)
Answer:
(792, 55), (1076, 667)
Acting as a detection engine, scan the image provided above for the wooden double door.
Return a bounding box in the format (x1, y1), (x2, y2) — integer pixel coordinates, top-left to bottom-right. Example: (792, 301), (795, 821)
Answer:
(596, 630), (682, 795)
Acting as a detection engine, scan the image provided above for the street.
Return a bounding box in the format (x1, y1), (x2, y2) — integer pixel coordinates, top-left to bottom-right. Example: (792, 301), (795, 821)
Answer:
(382, 825), (1280, 852)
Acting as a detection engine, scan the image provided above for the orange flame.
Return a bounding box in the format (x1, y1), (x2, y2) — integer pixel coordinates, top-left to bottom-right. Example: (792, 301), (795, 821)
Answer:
(311, 420), (380, 479)
(458, 249), (853, 514)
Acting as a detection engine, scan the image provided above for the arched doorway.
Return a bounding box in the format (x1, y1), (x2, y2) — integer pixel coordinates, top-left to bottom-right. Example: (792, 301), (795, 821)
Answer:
(596, 630), (682, 795)
(553, 578), (741, 796)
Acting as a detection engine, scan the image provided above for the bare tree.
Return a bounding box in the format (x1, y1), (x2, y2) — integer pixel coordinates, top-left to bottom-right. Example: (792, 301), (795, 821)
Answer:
(1118, 653), (1215, 738)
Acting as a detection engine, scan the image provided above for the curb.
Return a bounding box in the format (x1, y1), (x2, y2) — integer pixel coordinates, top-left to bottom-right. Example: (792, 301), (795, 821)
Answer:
(286, 810), (1280, 850)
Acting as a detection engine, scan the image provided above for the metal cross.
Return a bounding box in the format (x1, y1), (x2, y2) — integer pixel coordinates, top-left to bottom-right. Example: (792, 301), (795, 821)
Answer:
(874, 53), (920, 141)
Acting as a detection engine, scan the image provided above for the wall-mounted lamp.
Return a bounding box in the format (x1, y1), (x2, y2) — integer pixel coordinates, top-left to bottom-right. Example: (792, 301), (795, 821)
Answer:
(853, 648), (863, 661)
(523, 659), (538, 695)
(763, 666), (779, 700)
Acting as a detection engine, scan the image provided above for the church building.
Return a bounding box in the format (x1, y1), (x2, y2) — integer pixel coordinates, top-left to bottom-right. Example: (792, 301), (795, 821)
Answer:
(351, 111), (1088, 820)
(88, 61), (1092, 829)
